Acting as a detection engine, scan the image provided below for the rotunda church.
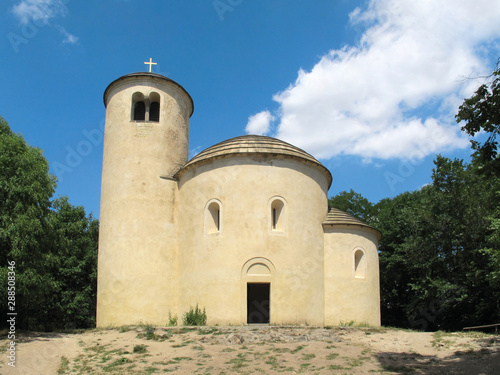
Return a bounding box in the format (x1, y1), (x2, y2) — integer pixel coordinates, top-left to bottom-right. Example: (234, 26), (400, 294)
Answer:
(96, 71), (381, 327)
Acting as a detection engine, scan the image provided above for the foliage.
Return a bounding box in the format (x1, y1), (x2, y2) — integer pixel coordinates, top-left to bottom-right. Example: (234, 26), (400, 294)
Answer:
(328, 189), (377, 225)
(480, 200), (500, 291)
(0, 117), (98, 330)
(377, 156), (500, 330)
(183, 304), (207, 326)
(168, 311), (178, 326)
(456, 59), (500, 174)
(46, 196), (99, 329)
(0, 116), (56, 330)
(329, 155), (500, 331)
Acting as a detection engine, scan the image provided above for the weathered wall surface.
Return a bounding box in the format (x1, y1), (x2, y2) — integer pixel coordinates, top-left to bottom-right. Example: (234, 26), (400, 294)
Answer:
(323, 227), (381, 326)
(96, 73), (381, 328)
(97, 75), (192, 327)
(177, 156), (330, 325)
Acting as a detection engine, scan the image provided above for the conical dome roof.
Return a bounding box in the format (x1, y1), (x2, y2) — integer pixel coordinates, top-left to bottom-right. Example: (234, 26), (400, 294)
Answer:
(323, 208), (381, 239)
(176, 135), (332, 186)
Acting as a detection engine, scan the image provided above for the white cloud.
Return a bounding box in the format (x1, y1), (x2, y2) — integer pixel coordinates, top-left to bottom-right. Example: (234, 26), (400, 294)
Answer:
(259, 0), (500, 160)
(189, 146), (203, 159)
(57, 25), (78, 44)
(12, 0), (67, 25)
(12, 0), (79, 46)
(245, 110), (274, 136)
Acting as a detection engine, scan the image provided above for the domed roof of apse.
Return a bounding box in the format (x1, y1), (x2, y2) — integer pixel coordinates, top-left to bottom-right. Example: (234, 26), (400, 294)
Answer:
(323, 208), (382, 239)
(176, 135), (332, 187)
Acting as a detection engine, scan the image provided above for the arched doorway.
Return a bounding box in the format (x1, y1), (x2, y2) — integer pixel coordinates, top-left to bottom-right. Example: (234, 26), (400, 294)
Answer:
(247, 282), (270, 324)
(241, 258), (275, 324)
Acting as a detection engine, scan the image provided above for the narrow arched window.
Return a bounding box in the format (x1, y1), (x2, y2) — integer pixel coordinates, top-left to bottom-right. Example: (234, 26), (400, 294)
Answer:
(150, 102), (160, 122)
(131, 92), (146, 121)
(149, 92), (161, 122)
(134, 101), (146, 121)
(354, 249), (366, 279)
(205, 200), (222, 235)
(270, 198), (285, 231)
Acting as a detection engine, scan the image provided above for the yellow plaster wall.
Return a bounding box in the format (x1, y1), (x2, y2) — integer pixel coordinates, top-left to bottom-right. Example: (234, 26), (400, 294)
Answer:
(323, 226), (381, 326)
(97, 76), (192, 327)
(96, 74), (382, 328)
(177, 156), (330, 325)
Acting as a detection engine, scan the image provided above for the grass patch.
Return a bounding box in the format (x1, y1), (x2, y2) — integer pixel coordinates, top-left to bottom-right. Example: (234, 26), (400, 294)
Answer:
(172, 343), (188, 348)
(339, 320), (356, 327)
(102, 357), (132, 371)
(432, 331), (455, 349)
(226, 353), (250, 369)
(458, 330), (496, 339)
(118, 326), (131, 333)
(85, 343), (109, 354)
(329, 364), (347, 370)
(172, 340), (194, 348)
(347, 357), (366, 367)
(172, 356), (193, 362)
(133, 344), (148, 354)
(272, 347), (291, 353)
(71, 354), (92, 373)
(152, 360), (176, 365)
(197, 327), (219, 335)
(136, 325), (171, 341)
(291, 345), (306, 354)
(302, 353), (316, 360)
(145, 325), (156, 339)
(57, 356), (70, 374)
(265, 355), (279, 368)
(326, 353), (339, 360)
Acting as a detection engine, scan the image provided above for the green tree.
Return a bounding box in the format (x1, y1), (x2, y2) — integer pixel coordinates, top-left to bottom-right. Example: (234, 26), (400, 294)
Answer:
(0, 116), (58, 329)
(477, 187), (500, 309)
(0, 117), (98, 330)
(481, 215), (500, 291)
(328, 189), (377, 225)
(456, 60), (500, 173)
(48, 197), (99, 328)
(376, 190), (427, 328)
(378, 156), (500, 330)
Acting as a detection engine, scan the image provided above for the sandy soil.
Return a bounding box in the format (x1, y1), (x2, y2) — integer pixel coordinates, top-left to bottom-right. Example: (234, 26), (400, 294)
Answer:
(1, 325), (499, 374)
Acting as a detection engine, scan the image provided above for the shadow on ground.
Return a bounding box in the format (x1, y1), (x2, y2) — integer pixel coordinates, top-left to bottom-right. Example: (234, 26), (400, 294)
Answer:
(3, 330), (80, 344)
(376, 345), (500, 374)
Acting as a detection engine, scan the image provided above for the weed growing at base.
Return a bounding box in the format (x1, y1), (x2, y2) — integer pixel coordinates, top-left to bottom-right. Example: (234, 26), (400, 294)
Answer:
(183, 304), (207, 326)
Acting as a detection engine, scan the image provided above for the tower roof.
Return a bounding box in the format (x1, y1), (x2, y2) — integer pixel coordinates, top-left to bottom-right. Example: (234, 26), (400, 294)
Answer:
(103, 72), (194, 117)
(176, 135), (332, 187)
(323, 208), (381, 239)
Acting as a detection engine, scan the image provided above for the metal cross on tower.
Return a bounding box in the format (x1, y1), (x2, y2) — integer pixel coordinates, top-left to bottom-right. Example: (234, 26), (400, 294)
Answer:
(144, 58), (157, 73)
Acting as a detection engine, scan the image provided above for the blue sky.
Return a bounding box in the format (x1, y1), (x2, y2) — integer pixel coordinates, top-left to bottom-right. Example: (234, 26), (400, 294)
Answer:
(1, 0), (500, 218)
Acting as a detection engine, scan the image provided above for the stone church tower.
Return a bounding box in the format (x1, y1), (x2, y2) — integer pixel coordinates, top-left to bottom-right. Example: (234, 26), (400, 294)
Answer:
(97, 73), (193, 326)
(97, 71), (381, 328)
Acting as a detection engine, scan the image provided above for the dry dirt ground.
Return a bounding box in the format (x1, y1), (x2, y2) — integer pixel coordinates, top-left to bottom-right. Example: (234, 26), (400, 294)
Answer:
(1, 325), (499, 374)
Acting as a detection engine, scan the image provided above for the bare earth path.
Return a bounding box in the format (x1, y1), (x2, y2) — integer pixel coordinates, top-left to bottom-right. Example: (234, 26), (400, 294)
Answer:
(1, 326), (499, 374)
